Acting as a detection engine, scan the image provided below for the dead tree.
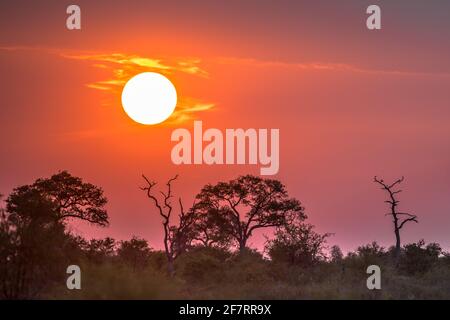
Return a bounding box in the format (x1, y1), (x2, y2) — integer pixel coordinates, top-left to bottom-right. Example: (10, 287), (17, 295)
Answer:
(141, 175), (195, 276)
(374, 176), (418, 264)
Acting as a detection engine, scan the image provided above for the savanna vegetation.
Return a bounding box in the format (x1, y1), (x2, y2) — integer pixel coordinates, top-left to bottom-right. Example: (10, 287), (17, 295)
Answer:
(0, 171), (449, 300)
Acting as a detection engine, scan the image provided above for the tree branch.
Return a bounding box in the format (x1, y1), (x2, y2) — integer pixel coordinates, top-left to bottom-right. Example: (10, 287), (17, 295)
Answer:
(398, 216), (418, 230)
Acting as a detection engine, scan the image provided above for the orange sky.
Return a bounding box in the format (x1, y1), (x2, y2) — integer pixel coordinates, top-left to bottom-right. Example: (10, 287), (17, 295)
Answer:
(1, 1), (450, 252)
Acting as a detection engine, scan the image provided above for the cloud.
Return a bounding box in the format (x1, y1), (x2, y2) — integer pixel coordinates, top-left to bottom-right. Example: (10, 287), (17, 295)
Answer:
(62, 52), (214, 124)
(2, 46), (448, 78)
(62, 52), (209, 90)
(169, 101), (215, 124)
(0, 46), (215, 125)
(216, 57), (450, 77)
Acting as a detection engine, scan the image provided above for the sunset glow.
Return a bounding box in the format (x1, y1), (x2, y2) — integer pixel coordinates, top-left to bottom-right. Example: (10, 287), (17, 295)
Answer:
(1, 0), (450, 256)
(1, 0), (450, 302)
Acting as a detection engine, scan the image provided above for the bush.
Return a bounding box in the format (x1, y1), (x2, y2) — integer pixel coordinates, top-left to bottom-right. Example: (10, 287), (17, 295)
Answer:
(46, 263), (182, 299)
(399, 240), (441, 275)
(344, 241), (388, 271)
(224, 248), (270, 284)
(117, 236), (152, 271)
(266, 223), (329, 268)
(176, 246), (230, 283)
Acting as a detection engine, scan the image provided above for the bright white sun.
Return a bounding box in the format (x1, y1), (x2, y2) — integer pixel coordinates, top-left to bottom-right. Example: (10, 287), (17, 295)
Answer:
(121, 72), (177, 125)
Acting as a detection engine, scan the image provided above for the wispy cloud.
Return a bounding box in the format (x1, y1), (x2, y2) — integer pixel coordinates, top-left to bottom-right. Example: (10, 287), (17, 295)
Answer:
(59, 52), (214, 124)
(62, 52), (209, 91)
(217, 57), (450, 77)
(169, 99), (215, 125)
(2, 46), (448, 78)
(0, 46), (215, 124)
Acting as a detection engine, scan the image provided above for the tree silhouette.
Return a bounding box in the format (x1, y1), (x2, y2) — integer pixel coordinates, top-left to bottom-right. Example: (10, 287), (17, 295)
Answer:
(193, 175), (305, 251)
(141, 174), (196, 276)
(118, 236), (152, 272)
(83, 237), (116, 264)
(374, 176), (418, 264)
(266, 223), (330, 267)
(189, 208), (233, 248)
(7, 171), (109, 226)
(0, 172), (109, 299)
(1, 190), (70, 298)
(330, 245), (344, 263)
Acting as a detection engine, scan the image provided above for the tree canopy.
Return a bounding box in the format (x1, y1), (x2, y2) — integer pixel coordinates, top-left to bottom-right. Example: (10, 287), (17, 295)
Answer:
(6, 171), (109, 227)
(193, 175), (305, 251)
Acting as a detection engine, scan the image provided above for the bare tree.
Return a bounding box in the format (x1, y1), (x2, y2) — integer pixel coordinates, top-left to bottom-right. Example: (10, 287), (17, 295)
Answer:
(374, 176), (418, 264)
(141, 175), (195, 276)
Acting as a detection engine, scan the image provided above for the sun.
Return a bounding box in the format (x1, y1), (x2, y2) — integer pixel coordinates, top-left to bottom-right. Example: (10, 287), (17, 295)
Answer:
(121, 72), (177, 125)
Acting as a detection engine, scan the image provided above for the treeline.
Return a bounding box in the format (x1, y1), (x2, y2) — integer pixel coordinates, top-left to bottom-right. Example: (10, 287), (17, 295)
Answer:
(1, 171), (449, 299)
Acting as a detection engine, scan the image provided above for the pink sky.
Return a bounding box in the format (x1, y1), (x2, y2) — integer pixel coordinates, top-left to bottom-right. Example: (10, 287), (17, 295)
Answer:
(1, 1), (450, 252)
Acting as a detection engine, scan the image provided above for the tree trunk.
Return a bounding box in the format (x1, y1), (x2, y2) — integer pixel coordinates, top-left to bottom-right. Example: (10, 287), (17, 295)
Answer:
(167, 257), (175, 277)
(238, 238), (247, 252)
(394, 227), (401, 265)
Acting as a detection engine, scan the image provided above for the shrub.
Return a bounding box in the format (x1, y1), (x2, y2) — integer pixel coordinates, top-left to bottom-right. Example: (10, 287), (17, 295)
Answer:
(399, 240), (441, 275)
(266, 223), (329, 267)
(176, 246), (229, 283)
